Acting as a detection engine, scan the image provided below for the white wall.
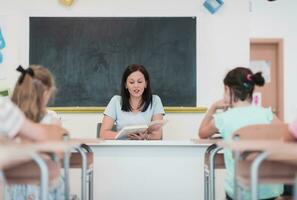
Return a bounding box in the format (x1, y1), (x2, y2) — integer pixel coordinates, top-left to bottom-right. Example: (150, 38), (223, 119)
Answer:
(250, 0), (297, 122)
(0, 0), (249, 140)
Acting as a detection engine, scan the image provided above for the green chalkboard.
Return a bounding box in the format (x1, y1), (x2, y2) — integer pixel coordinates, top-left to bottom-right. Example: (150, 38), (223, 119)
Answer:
(29, 17), (196, 107)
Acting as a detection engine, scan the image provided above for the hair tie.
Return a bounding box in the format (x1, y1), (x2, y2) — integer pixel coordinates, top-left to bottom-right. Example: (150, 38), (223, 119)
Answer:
(243, 82), (251, 89)
(16, 65), (34, 84)
(246, 74), (252, 82)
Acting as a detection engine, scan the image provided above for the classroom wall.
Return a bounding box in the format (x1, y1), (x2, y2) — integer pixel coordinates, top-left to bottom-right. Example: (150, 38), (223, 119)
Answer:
(0, 0), (249, 139)
(250, 0), (297, 122)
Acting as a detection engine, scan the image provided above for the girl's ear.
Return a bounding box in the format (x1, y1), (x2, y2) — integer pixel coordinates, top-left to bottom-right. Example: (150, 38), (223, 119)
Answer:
(42, 89), (52, 106)
(42, 90), (48, 100)
(225, 86), (231, 96)
(223, 86), (232, 105)
(145, 81), (147, 89)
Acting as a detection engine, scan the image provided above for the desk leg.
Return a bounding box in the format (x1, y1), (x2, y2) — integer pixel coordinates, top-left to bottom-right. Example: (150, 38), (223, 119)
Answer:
(204, 144), (217, 200)
(64, 150), (71, 200)
(204, 166), (209, 200)
(75, 147), (87, 200)
(87, 169), (94, 200)
(209, 146), (223, 200)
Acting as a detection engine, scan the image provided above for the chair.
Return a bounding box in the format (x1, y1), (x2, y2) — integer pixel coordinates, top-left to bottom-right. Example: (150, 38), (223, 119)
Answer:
(4, 155), (60, 184)
(97, 122), (116, 138)
(233, 124), (284, 140)
(231, 124), (296, 200)
(0, 138), (79, 200)
(4, 149), (68, 200)
(0, 145), (52, 200)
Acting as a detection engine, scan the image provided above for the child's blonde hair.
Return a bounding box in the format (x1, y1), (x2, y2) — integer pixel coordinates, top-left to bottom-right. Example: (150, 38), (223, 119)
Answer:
(12, 65), (56, 122)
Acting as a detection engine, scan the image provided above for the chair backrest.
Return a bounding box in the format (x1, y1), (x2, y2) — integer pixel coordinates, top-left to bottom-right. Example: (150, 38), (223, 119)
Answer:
(232, 124), (288, 140)
(5, 156), (61, 185)
(97, 122), (117, 138)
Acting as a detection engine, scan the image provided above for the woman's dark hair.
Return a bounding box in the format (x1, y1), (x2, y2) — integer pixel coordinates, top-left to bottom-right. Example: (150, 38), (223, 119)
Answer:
(224, 66), (265, 103)
(120, 64), (153, 112)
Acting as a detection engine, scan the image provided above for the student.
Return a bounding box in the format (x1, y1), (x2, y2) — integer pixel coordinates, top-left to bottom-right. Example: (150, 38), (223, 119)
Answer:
(100, 64), (165, 140)
(12, 65), (60, 125)
(6, 65), (65, 200)
(199, 67), (283, 200)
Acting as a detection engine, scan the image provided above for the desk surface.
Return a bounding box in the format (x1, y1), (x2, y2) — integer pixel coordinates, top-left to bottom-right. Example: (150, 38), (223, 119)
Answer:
(86, 139), (214, 146)
(30, 141), (79, 152)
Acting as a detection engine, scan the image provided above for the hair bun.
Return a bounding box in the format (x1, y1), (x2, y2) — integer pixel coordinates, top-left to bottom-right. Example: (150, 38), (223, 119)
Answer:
(251, 72), (265, 86)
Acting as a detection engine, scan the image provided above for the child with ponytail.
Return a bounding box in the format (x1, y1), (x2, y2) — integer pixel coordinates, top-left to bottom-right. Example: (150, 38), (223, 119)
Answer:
(199, 66), (283, 200)
(7, 65), (65, 200)
(12, 65), (60, 126)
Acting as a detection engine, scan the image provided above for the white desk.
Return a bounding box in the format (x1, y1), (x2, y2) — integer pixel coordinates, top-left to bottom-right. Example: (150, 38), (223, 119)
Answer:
(87, 140), (212, 200)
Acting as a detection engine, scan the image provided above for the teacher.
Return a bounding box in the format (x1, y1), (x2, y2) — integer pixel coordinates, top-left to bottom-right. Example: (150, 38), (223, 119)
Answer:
(100, 64), (165, 140)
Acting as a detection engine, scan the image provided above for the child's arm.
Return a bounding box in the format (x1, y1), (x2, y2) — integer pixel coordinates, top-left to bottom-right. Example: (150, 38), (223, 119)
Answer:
(20, 119), (67, 141)
(199, 100), (227, 139)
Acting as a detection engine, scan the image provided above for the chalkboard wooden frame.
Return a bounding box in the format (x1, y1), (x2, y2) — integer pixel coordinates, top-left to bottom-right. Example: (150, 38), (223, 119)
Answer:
(30, 17), (200, 112)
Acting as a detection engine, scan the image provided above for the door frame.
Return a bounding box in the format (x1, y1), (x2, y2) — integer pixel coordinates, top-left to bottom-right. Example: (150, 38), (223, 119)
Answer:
(250, 38), (284, 120)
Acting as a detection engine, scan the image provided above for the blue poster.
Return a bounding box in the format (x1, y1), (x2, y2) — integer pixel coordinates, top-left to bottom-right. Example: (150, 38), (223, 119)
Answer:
(0, 27), (6, 63)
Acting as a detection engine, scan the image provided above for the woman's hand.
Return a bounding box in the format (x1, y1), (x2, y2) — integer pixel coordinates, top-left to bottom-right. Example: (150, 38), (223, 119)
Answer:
(147, 124), (162, 133)
(128, 132), (146, 140)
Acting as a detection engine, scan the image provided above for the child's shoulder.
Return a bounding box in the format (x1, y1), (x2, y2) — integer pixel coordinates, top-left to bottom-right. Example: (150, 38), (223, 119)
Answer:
(220, 106), (273, 123)
(40, 109), (60, 124)
(216, 106), (267, 119)
(229, 105), (270, 114)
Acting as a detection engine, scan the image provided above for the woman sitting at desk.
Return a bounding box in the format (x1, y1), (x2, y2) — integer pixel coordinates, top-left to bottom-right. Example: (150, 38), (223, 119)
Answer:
(100, 64), (165, 140)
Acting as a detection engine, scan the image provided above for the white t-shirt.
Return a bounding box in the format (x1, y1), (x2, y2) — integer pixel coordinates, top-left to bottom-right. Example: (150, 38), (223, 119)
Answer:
(40, 109), (60, 125)
(0, 97), (24, 138)
(104, 95), (165, 131)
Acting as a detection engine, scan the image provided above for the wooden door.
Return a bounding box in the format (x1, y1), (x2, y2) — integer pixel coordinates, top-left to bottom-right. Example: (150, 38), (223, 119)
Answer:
(250, 39), (284, 120)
